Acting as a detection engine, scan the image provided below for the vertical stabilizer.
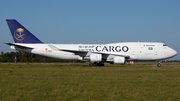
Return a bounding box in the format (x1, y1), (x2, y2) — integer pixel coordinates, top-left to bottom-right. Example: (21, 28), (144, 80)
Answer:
(6, 19), (43, 43)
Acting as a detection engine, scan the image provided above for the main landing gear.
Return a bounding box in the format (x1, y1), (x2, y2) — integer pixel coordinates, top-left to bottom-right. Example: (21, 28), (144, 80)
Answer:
(89, 62), (105, 67)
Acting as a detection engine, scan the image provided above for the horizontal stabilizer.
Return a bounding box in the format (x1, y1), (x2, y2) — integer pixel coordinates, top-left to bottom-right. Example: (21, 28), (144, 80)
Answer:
(4, 42), (34, 49)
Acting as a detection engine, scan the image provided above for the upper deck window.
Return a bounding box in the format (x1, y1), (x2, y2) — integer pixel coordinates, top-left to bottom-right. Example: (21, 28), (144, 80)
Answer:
(146, 45), (155, 47)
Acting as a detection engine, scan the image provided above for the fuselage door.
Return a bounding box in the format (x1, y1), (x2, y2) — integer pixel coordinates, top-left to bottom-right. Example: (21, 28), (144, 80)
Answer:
(139, 42), (144, 48)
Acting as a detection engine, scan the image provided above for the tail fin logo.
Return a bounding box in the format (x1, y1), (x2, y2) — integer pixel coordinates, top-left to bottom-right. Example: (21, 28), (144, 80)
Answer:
(14, 28), (25, 41)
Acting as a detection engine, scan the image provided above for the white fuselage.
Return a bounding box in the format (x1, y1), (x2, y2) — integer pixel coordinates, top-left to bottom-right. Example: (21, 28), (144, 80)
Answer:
(10, 42), (177, 62)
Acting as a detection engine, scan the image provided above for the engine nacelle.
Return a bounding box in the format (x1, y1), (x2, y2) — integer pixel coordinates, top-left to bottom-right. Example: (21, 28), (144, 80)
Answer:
(90, 54), (102, 63)
(113, 56), (125, 64)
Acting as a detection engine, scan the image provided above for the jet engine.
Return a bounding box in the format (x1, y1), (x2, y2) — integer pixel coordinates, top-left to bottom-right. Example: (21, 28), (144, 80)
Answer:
(113, 56), (125, 64)
(90, 54), (102, 63)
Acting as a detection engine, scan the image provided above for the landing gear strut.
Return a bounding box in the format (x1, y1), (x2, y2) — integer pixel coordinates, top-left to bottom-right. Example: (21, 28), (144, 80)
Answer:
(157, 61), (162, 67)
(157, 63), (161, 67)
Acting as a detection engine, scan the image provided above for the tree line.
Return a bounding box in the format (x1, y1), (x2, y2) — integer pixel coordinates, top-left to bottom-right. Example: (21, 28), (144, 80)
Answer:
(0, 51), (179, 63)
(0, 51), (69, 62)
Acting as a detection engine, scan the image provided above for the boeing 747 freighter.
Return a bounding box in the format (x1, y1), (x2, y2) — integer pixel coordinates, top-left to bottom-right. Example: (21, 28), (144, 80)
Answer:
(5, 19), (177, 66)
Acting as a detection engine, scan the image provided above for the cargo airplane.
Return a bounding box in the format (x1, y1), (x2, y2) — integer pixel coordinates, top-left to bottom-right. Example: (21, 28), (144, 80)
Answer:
(5, 19), (177, 67)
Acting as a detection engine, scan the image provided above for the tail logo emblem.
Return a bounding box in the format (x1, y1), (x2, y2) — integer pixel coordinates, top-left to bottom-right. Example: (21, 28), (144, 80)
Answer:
(14, 28), (25, 41)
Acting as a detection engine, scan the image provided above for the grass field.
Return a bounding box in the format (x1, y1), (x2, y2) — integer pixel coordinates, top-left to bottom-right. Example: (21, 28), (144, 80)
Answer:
(0, 62), (180, 101)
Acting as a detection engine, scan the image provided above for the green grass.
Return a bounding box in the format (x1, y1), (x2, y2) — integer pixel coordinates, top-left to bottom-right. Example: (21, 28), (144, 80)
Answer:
(0, 62), (180, 101)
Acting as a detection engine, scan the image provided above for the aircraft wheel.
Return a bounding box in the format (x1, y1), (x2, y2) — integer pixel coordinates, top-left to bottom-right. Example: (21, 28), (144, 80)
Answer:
(97, 63), (100, 67)
(101, 64), (105, 66)
(157, 63), (161, 67)
(97, 63), (105, 67)
(89, 63), (93, 67)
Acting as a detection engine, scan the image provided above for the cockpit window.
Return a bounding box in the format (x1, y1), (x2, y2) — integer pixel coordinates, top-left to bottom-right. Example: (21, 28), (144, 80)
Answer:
(163, 44), (167, 46)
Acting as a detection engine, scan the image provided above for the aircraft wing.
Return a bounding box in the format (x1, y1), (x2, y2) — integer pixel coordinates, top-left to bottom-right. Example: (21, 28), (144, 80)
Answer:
(4, 42), (34, 49)
(49, 45), (130, 58)
(48, 44), (90, 56)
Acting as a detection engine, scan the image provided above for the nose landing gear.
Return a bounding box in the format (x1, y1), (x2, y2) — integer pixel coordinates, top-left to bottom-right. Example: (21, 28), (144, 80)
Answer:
(157, 61), (162, 67)
(157, 63), (161, 67)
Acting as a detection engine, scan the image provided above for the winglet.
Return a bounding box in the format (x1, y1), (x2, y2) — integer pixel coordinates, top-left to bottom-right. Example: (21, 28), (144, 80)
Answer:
(6, 19), (43, 43)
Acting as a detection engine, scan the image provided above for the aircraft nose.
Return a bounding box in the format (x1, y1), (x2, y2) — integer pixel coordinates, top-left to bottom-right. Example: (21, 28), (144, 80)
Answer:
(170, 49), (178, 57)
(174, 50), (178, 56)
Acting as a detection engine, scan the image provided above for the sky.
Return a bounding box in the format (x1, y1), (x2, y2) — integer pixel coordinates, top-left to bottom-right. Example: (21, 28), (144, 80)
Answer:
(0, 0), (180, 60)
